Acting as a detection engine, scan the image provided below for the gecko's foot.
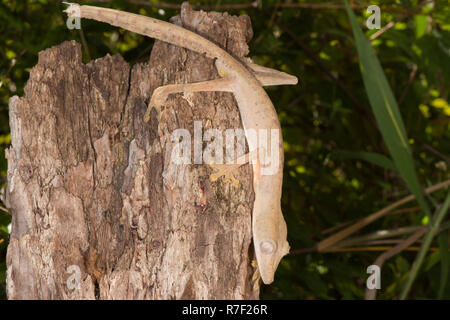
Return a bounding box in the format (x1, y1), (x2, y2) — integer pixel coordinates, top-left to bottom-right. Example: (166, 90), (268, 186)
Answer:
(144, 102), (163, 123)
(209, 163), (240, 187)
(251, 259), (261, 291)
(144, 86), (169, 123)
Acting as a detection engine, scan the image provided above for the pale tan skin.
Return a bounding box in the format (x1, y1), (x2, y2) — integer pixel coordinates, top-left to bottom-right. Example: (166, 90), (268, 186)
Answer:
(64, 3), (297, 285)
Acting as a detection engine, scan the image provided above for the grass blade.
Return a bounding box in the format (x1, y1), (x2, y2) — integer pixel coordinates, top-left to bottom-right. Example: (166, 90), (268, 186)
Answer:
(332, 150), (397, 172)
(344, 0), (430, 218)
(400, 190), (450, 299)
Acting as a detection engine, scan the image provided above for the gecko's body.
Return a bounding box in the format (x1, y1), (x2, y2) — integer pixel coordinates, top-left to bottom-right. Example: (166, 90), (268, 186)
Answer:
(65, 3), (296, 284)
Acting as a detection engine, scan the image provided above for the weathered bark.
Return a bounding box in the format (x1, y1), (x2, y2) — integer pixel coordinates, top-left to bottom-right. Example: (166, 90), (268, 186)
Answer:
(4, 5), (258, 299)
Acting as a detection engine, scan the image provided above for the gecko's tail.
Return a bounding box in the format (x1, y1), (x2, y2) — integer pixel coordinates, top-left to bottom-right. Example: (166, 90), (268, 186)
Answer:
(61, 3), (294, 85)
(62, 2), (79, 17)
(62, 3), (227, 61)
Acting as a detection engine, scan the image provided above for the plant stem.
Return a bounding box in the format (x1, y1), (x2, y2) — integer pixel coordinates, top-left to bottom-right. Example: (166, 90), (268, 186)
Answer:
(318, 180), (450, 252)
(400, 190), (450, 299)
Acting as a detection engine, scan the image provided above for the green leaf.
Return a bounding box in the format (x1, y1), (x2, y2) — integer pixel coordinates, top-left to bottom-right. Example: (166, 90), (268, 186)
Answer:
(415, 15), (428, 39)
(332, 150), (397, 172)
(344, 0), (430, 218)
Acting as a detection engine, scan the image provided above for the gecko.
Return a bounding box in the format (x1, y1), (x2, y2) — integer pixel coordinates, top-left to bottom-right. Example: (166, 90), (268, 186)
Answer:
(64, 2), (298, 286)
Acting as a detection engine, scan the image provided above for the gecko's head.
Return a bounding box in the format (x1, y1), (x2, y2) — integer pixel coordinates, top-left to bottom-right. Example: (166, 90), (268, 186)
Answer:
(254, 208), (290, 285)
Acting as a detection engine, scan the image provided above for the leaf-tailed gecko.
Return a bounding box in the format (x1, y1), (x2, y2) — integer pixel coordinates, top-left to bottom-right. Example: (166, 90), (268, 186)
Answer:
(64, 2), (297, 285)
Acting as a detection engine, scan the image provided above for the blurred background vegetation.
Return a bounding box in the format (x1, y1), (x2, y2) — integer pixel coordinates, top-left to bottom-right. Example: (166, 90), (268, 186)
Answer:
(0, 0), (449, 299)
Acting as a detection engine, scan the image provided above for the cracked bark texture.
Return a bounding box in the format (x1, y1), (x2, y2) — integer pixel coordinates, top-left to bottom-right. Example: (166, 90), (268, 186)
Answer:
(4, 4), (259, 300)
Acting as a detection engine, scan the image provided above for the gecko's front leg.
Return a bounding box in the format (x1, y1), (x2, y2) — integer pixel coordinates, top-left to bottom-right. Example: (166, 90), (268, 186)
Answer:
(143, 78), (234, 123)
(143, 61), (298, 123)
(251, 259), (261, 291)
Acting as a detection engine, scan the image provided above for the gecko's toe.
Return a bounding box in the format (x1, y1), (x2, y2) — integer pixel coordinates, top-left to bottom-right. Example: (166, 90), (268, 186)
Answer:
(251, 260), (261, 291)
(143, 108), (152, 123)
(144, 102), (163, 124)
(209, 163), (240, 187)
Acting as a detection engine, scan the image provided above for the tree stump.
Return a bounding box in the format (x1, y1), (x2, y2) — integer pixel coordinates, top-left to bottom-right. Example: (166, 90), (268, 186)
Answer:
(4, 4), (258, 299)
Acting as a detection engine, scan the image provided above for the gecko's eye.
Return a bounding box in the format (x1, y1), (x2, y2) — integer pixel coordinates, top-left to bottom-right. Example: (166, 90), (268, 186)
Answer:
(260, 240), (276, 255)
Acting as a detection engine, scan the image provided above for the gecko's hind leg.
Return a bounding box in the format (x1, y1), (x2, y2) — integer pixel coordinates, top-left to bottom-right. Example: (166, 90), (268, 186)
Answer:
(242, 60), (298, 86)
(144, 78), (234, 123)
(209, 149), (258, 187)
(209, 162), (242, 187)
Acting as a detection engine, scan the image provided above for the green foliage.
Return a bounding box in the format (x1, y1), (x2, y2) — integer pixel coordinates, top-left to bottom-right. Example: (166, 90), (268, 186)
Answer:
(331, 150), (397, 172)
(0, 0), (449, 300)
(400, 190), (450, 298)
(346, 0), (430, 219)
